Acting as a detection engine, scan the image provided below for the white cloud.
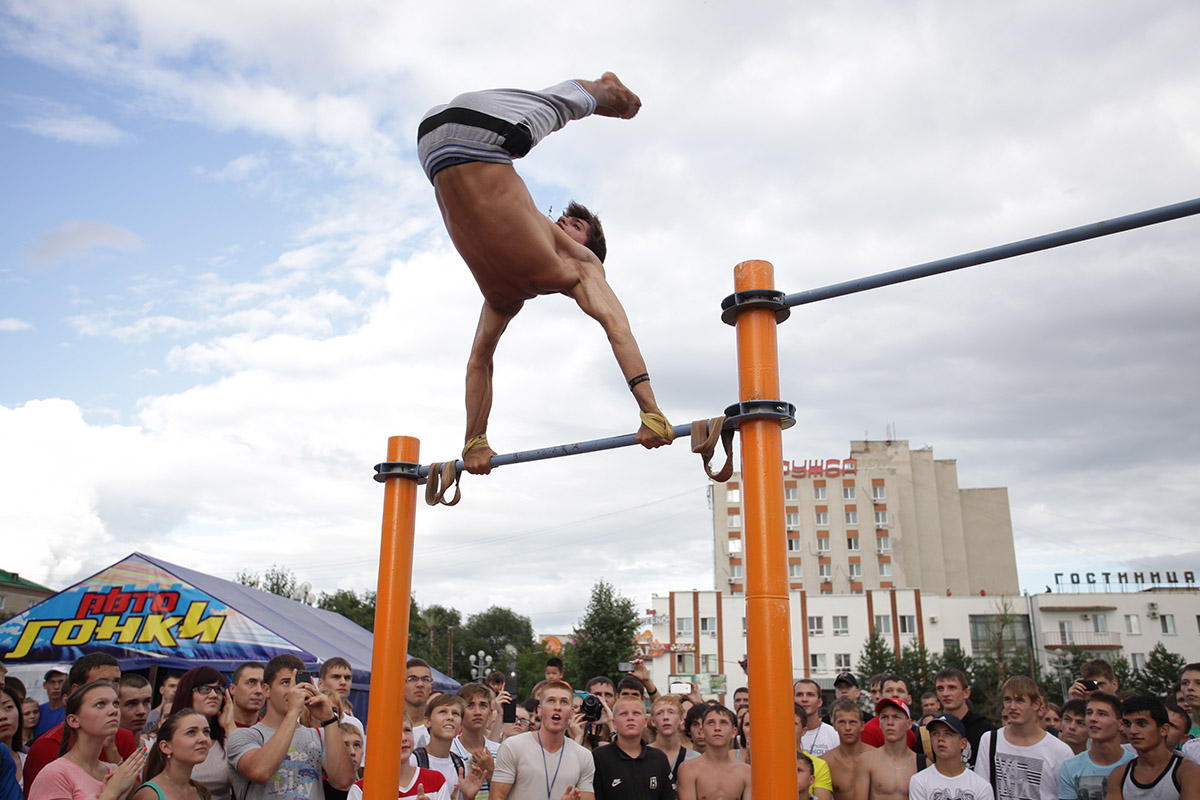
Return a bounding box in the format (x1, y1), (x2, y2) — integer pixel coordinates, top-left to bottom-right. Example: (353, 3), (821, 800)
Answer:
(0, 318), (33, 331)
(28, 220), (144, 268)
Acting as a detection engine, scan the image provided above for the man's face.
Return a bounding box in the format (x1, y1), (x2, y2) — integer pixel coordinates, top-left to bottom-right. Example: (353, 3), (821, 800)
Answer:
(540, 689), (572, 735)
(1002, 692), (1039, 727)
(832, 710), (863, 745)
(1082, 675), (1118, 695)
(589, 682), (616, 707)
(232, 667), (266, 713)
(702, 711), (734, 748)
(733, 690), (749, 713)
(1059, 711), (1088, 749)
(870, 681), (882, 706)
(797, 762), (815, 793)
(653, 704), (681, 737)
(1086, 702), (1122, 743)
(689, 717), (706, 748)
(1123, 711), (1167, 752)
(1181, 670), (1200, 712)
(321, 667), (353, 699)
(835, 683), (860, 702)
(545, 666), (563, 682)
(614, 702), (647, 739)
(426, 704), (462, 742)
(406, 666), (432, 708)
(929, 725), (965, 761)
(401, 719), (414, 759)
(44, 674), (66, 703)
(1166, 708), (1190, 749)
(344, 734), (363, 767)
(555, 216), (591, 248)
(878, 706), (909, 742)
(265, 669), (302, 714)
(618, 687), (644, 702)
(161, 677), (180, 705)
(935, 678), (969, 714)
(84, 665), (122, 688)
(794, 682), (821, 717)
(881, 680), (908, 704)
(922, 696), (941, 716)
(118, 685), (153, 732)
(462, 693), (491, 733)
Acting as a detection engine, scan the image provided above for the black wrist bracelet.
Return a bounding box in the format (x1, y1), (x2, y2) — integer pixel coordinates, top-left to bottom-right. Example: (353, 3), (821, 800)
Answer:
(321, 716), (338, 727)
(628, 373), (650, 390)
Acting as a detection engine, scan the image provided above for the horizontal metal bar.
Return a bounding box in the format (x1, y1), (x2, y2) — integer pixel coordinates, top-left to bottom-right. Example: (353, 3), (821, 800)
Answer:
(417, 423), (695, 478)
(783, 197), (1200, 308)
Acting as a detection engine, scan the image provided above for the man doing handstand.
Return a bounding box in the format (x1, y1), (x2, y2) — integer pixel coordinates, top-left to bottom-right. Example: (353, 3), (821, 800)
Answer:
(417, 73), (674, 474)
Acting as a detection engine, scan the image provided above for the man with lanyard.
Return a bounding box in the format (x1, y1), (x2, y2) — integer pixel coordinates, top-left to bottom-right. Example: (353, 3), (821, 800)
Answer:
(491, 681), (595, 800)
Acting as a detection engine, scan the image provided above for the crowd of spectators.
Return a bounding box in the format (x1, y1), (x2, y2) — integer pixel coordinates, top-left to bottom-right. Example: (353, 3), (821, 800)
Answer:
(3, 653), (1200, 800)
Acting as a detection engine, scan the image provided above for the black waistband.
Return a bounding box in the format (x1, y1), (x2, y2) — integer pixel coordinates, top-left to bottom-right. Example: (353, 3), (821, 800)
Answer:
(418, 107), (532, 158)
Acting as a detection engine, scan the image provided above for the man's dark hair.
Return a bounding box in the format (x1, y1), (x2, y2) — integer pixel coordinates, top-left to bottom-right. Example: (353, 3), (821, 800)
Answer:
(701, 703), (737, 728)
(264, 654), (307, 686)
(881, 673), (910, 695)
(233, 661), (266, 685)
(564, 201), (606, 263)
(586, 676), (615, 693)
(545, 657), (564, 671)
(1081, 659), (1115, 683)
(68, 653), (120, 691)
(320, 657), (352, 679)
(406, 657), (430, 671)
(617, 675), (646, 698)
(521, 697), (540, 714)
(1086, 691), (1122, 719)
(1183, 663), (1200, 676)
(486, 670), (506, 686)
(684, 702), (708, 732)
(934, 668), (969, 689)
(734, 686), (749, 697)
(119, 674), (150, 690)
(1121, 695), (1168, 727)
(1061, 698), (1088, 719)
(5, 676), (26, 701)
(793, 701), (808, 726)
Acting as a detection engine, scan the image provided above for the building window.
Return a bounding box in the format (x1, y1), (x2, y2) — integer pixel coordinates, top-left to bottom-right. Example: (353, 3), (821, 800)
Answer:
(943, 638), (961, 652)
(833, 616), (849, 636)
(675, 653), (694, 673)
(873, 485), (886, 500)
(814, 486), (827, 500)
(1124, 614), (1140, 635)
(874, 510), (888, 526)
(808, 616), (824, 636)
(874, 615), (892, 634)
(1161, 614), (1176, 635)
(847, 536), (860, 551)
(785, 487), (799, 501)
(845, 510), (858, 525)
(1093, 614), (1108, 633)
(843, 486), (856, 500)
(728, 538), (743, 555)
(899, 615), (916, 634)
(835, 653), (852, 669)
(788, 563), (804, 579)
(677, 617), (693, 638)
(727, 489), (741, 503)
(730, 564), (744, 579)
(701, 654), (719, 673)
(820, 586), (833, 595)
(810, 653), (827, 672)
(969, 614), (1033, 654)
(819, 563), (832, 580)
(876, 535), (890, 552)
(817, 536), (830, 552)
(815, 511), (829, 525)
(848, 562), (862, 578)
(786, 512), (800, 527)
(728, 513), (741, 528)
(787, 538), (802, 552)
(879, 560), (892, 576)
(701, 617), (717, 635)
(1132, 652), (1146, 671)
(742, 617), (747, 634)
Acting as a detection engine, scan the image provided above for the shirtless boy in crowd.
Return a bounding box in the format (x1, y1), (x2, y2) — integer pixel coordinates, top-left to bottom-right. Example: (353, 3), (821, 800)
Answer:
(855, 699), (919, 800)
(678, 705), (751, 800)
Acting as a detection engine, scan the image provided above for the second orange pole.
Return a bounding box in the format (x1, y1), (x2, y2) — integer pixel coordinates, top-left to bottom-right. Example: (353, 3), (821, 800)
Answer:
(734, 260), (798, 798)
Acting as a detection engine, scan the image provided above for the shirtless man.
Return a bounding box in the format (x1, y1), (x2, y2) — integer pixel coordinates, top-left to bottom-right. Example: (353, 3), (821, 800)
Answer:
(678, 705), (751, 800)
(417, 74), (674, 474)
(855, 699), (918, 800)
(824, 699), (870, 800)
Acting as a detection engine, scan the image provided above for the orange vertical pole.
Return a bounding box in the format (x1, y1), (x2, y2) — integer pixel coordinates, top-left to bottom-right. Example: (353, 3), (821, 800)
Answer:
(363, 435), (419, 800)
(734, 260), (797, 798)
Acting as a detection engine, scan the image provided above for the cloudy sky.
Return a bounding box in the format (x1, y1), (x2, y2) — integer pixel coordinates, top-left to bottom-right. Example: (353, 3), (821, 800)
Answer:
(3, 0), (1198, 637)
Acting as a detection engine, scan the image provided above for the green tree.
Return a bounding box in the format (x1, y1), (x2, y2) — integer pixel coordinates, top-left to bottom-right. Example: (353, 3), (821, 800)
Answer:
(566, 580), (638, 688)
(318, 589), (377, 632)
(1139, 642), (1187, 699)
(898, 641), (940, 701)
(857, 627), (898, 681)
(451, 606), (538, 685)
(236, 565), (299, 598)
(406, 603), (461, 675)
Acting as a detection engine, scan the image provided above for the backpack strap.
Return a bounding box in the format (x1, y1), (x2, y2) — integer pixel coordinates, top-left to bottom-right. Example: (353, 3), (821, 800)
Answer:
(450, 750), (465, 776)
(989, 730), (999, 789)
(413, 747), (430, 770)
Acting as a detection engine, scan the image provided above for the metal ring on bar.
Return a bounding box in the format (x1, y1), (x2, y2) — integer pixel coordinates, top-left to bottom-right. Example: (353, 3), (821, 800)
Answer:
(373, 461), (426, 484)
(720, 289), (792, 327)
(723, 400), (797, 430)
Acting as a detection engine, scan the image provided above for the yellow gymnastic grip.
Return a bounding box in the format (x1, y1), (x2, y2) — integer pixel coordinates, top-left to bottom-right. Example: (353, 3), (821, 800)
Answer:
(638, 411), (675, 442)
(462, 433), (490, 457)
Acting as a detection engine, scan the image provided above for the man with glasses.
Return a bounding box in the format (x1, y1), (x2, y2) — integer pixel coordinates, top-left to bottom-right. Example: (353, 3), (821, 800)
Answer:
(406, 658), (436, 749)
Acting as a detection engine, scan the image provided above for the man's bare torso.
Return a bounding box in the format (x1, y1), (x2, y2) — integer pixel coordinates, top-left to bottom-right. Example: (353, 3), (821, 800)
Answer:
(860, 748), (917, 800)
(433, 161), (599, 313)
(825, 744), (869, 800)
(680, 757), (751, 800)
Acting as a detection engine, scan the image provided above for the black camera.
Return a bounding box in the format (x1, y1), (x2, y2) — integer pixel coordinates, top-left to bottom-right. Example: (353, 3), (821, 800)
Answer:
(580, 693), (604, 723)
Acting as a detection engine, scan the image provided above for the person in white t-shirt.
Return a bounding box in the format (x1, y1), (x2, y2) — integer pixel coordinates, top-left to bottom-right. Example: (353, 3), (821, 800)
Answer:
(452, 684), (501, 800)
(794, 679), (839, 757)
(973, 677), (1072, 800)
(407, 659), (436, 750)
(910, 713), (994, 800)
(413, 694), (484, 800)
(491, 682), (594, 800)
(348, 714), (451, 800)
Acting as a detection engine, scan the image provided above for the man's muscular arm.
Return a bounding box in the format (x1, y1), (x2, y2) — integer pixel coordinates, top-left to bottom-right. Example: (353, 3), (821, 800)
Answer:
(463, 301), (520, 474)
(568, 267), (671, 449)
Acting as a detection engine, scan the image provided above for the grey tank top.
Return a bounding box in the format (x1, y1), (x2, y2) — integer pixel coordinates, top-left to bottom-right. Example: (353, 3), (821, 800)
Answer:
(1121, 755), (1183, 800)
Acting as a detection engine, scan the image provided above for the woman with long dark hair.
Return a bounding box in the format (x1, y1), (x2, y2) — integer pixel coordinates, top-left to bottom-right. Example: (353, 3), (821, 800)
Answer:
(132, 710), (212, 800)
(166, 668), (233, 800)
(26, 680), (147, 800)
(0, 685), (24, 792)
